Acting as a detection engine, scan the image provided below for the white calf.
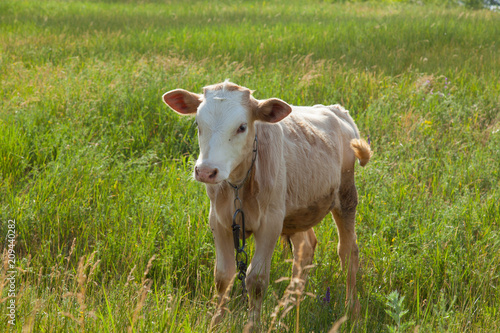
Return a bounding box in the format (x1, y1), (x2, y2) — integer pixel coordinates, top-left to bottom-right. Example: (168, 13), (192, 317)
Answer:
(163, 80), (371, 327)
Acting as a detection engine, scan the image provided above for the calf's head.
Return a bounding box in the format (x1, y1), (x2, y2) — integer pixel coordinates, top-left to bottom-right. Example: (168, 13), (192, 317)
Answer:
(163, 81), (291, 184)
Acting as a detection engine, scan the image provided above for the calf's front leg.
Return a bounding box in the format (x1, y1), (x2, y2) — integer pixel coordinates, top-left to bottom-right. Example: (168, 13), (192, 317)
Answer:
(246, 212), (283, 326)
(209, 210), (236, 328)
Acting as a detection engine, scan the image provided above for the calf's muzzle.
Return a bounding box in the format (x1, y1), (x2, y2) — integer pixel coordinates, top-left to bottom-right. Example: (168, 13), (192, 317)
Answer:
(195, 165), (219, 184)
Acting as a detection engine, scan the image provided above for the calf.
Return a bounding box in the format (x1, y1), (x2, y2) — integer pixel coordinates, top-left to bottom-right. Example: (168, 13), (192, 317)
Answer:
(163, 80), (371, 327)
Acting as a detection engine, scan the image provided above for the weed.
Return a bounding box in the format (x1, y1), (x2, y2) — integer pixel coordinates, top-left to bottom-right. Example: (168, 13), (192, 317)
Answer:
(385, 290), (415, 332)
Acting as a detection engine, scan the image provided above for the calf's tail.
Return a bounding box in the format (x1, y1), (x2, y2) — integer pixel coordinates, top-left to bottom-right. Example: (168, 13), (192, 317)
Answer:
(350, 139), (372, 167)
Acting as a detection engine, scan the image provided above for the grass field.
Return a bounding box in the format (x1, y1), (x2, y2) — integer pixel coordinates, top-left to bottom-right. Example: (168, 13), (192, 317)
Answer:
(1, 0), (499, 332)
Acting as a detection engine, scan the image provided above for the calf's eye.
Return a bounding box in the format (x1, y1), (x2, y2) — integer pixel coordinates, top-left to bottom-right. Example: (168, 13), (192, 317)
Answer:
(237, 124), (247, 134)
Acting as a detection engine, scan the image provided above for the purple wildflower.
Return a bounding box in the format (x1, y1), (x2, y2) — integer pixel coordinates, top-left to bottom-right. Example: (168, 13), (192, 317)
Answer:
(323, 287), (331, 304)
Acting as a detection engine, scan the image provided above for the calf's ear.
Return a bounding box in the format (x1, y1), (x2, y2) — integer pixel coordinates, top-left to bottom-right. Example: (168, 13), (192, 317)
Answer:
(254, 98), (292, 123)
(163, 89), (201, 115)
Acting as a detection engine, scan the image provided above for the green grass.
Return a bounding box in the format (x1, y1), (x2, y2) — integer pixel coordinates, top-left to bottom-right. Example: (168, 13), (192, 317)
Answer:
(1, 0), (499, 331)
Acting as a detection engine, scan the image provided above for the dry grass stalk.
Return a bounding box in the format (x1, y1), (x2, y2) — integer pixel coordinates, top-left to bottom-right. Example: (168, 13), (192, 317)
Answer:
(65, 238), (77, 271)
(125, 264), (137, 287)
(267, 244), (315, 333)
(127, 255), (156, 333)
(87, 258), (101, 285)
(62, 251), (99, 331)
(243, 321), (254, 333)
(22, 300), (42, 333)
(0, 249), (9, 305)
(0, 248), (38, 333)
(36, 266), (43, 287)
(128, 280), (153, 333)
(209, 273), (237, 332)
(327, 315), (347, 333)
(142, 255), (156, 285)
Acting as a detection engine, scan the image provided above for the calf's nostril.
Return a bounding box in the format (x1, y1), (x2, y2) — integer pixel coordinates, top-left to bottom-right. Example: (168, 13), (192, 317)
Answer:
(209, 169), (218, 179)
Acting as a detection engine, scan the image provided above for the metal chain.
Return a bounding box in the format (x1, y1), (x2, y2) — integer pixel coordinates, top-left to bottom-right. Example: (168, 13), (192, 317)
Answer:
(231, 191), (248, 299)
(227, 136), (258, 300)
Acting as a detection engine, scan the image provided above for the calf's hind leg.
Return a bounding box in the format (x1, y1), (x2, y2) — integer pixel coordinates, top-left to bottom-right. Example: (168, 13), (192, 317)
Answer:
(331, 179), (360, 316)
(289, 228), (317, 284)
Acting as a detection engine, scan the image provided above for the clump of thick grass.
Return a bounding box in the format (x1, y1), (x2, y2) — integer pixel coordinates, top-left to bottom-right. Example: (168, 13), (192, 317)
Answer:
(0, 242), (207, 332)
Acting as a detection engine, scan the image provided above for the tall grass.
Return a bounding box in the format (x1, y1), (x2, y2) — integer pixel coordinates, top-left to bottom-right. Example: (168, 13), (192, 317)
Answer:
(1, 0), (499, 331)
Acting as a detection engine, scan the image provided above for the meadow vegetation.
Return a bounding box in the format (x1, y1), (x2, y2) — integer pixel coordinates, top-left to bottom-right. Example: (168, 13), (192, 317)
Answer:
(1, 0), (499, 332)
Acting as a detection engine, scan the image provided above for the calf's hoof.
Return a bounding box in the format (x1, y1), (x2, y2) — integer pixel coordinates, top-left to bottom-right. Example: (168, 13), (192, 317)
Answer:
(209, 310), (224, 331)
(347, 298), (361, 320)
(243, 321), (261, 333)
